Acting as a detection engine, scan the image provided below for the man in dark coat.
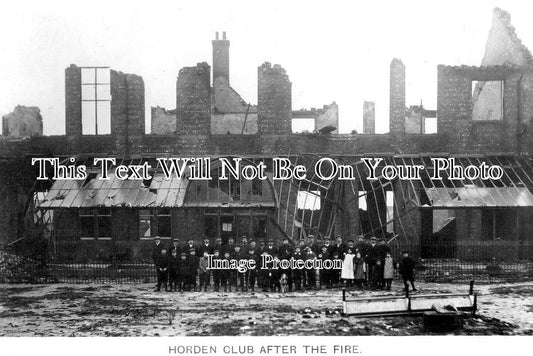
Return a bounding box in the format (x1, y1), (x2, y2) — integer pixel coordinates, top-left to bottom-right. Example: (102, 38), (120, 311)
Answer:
(198, 237), (213, 256)
(152, 236), (164, 264)
(212, 250), (222, 292)
(399, 251), (417, 292)
(265, 239), (278, 257)
(322, 237), (334, 255)
(365, 236), (379, 287)
(257, 239), (266, 254)
(168, 249), (179, 292)
(221, 251), (232, 292)
(240, 235), (248, 250)
(224, 237), (235, 255)
(186, 238), (197, 255)
(186, 248), (199, 291)
(155, 248), (169, 292)
(318, 245), (331, 288)
(292, 247), (304, 291)
(278, 237), (294, 291)
(376, 238), (391, 261)
(168, 238), (181, 255)
(231, 245), (245, 292)
(244, 246), (258, 291)
(304, 246), (317, 289)
(214, 237), (223, 254)
(333, 235), (346, 258)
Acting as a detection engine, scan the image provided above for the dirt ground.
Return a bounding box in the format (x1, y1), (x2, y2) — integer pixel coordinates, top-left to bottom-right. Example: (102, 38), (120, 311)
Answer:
(0, 281), (532, 336)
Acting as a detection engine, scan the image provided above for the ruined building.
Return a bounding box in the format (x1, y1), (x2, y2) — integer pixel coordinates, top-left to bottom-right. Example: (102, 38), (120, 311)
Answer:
(1, 9), (532, 265)
(2, 105), (43, 138)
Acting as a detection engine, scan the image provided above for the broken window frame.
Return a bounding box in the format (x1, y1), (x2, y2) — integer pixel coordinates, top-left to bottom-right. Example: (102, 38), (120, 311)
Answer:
(81, 66), (111, 135)
(471, 80), (504, 121)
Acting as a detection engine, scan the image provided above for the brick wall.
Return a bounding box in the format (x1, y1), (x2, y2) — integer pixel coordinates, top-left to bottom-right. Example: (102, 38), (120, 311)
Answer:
(258, 63), (292, 135)
(363, 101), (376, 134)
(65, 65), (82, 136)
(176, 63), (211, 135)
(389, 59), (405, 135)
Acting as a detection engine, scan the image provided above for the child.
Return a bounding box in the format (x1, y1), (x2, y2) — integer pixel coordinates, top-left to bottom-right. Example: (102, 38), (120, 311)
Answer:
(399, 251), (417, 292)
(383, 252), (395, 290)
(198, 251), (210, 292)
(372, 259), (384, 289)
(340, 248), (355, 287)
(353, 251), (366, 289)
(177, 252), (188, 292)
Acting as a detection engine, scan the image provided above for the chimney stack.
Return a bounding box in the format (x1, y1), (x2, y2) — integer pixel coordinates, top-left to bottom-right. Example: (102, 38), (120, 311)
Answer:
(212, 31), (230, 84)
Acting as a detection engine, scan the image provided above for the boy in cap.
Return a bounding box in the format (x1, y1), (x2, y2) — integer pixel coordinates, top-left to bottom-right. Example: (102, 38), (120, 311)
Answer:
(399, 251), (417, 292)
(177, 252), (188, 292)
(155, 248), (169, 292)
(198, 250), (210, 292)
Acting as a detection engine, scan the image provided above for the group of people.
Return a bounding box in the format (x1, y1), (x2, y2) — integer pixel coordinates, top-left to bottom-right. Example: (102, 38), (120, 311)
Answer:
(151, 234), (417, 293)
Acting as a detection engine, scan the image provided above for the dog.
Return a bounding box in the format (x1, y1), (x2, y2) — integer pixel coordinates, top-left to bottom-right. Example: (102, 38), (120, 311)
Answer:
(279, 273), (289, 293)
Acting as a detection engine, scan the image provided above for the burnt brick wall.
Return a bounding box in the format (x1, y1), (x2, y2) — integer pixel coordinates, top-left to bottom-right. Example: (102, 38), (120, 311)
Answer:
(176, 63), (211, 135)
(363, 101), (376, 134)
(65, 65), (82, 136)
(389, 59), (405, 136)
(437, 65), (533, 153)
(111, 71), (146, 153)
(258, 63), (292, 135)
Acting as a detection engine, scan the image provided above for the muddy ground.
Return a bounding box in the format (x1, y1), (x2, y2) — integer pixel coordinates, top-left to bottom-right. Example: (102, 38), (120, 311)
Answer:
(0, 281), (532, 336)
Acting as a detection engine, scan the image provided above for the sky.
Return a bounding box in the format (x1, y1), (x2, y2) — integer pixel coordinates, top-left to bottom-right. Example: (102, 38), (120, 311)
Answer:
(1, 0), (532, 135)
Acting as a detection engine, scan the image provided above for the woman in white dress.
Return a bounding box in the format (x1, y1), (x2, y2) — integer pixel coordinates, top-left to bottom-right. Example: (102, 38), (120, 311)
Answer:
(341, 248), (355, 287)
